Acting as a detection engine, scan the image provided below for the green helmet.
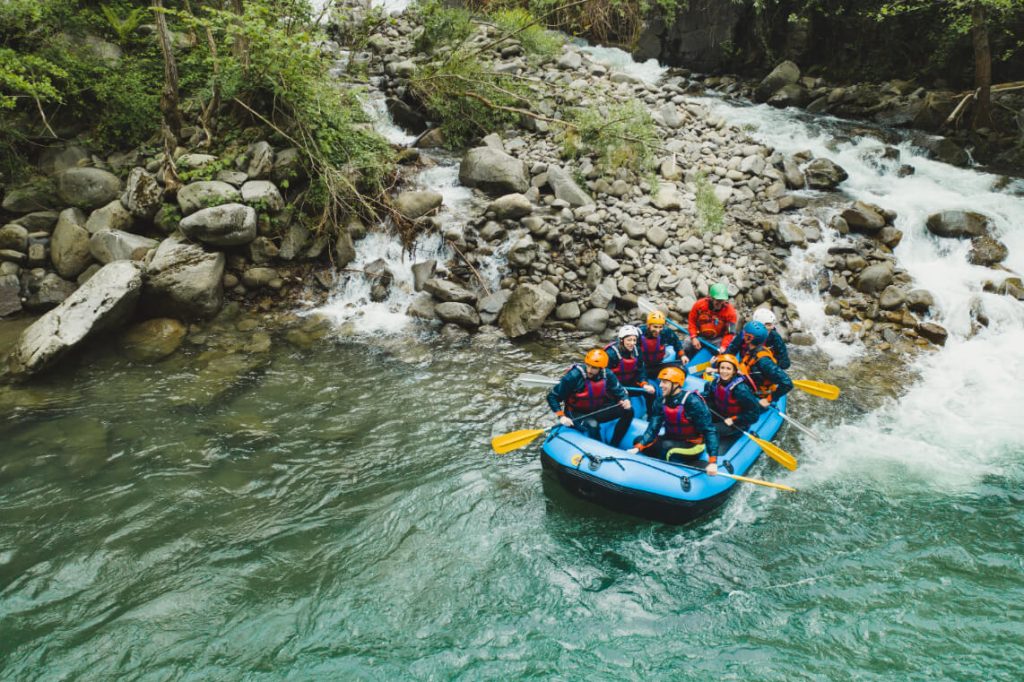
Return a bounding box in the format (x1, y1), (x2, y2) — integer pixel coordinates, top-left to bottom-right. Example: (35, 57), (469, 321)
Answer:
(709, 282), (730, 301)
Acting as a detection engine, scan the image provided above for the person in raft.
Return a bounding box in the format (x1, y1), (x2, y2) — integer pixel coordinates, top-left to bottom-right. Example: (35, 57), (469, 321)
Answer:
(628, 366), (720, 475)
(702, 354), (764, 437)
(683, 282), (738, 359)
(729, 321), (793, 408)
(637, 310), (682, 379)
(605, 325), (655, 395)
(547, 348), (633, 446)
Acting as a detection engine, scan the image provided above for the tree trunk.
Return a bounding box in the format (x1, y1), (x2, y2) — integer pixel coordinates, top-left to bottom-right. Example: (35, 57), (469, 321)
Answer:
(231, 0), (250, 75)
(971, 1), (993, 129)
(154, 0), (183, 192)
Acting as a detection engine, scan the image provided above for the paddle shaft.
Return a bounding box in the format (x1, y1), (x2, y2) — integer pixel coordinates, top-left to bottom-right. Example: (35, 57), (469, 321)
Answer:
(674, 462), (796, 493)
(775, 408), (821, 441)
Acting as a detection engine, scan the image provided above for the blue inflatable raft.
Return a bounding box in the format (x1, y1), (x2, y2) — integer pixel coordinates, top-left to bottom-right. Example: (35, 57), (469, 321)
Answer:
(540, 350), (788, 524)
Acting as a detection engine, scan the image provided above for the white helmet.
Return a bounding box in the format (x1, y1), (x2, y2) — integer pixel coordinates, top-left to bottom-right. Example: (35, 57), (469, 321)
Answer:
(752, 308), (777, 326)
(618, 324), (641, 340)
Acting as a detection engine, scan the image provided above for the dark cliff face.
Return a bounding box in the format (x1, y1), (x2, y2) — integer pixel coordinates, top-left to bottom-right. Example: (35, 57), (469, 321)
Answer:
(633, 0), (750, 73)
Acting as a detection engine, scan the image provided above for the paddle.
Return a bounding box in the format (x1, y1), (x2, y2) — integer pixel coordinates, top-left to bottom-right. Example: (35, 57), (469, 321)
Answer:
(674, 463), (797, 493)
(637, 296), (721, 355)
(516, 373), (649, 394)
(491, 404), (621, 455)
(793, 379), (840, 400)
(706, 406), (798, 471)
(775, 409), (821, 441)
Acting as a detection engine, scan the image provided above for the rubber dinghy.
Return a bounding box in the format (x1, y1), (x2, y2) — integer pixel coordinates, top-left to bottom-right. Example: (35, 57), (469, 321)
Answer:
(541, 350), (787, 525)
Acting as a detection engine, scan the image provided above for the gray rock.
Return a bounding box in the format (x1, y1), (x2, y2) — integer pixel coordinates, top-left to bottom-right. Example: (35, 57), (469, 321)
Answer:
(179, 203), (257, 246)
(395, 190), (443, 219)
(334, 230), (356, 268)
(412, 260), (437, 291)
(240, 180), (284, 213)
(925, 210), (989, 239)
(755, 60), (801, 102)
(477, 289), (511, 325)
(13, 211), (60, 232)
(278, 221), (310, 261)
(407, 293), (436, 320)
(51, 209), (93, 279)
(121, 167), (164, 219)
(906, 289), (935, 313)
(856, 263), (894, 293)
(841, 201), (886, 233)
(435, 302), (480, 329)
(216, 170), (249, 187)
(804, 158), (848, 189)
(153, 204), (182, 235)
(89, 230), (157, 264)
(590, 280), (617, 308)
(7, 261), (143, 377)
(917, 321), (948, 346)
(878, 285), (906, 309)
(487, 193), (533, 219)
(143, 234), (225, 319)
(508, 236), (537, 268)
(0, 249), (26, 265)
(176, 153), (217, 170)
(598, 251), (620, 273)
(0, 224), (28, 252)
(119, 318), (187, 362)
(651, 185), (683, 210)
(271, 147), (304, 185)
(777, 220), (807, 247)
(767, 83), (810, 108)
(246, 141), (274, 180)
(459, 147), (529, 195)
(782, 156), (805, 188)
(680, 235), (704, 254)
(424, 277), (477, 305)
(546, 165), (593, 207)
(878, 226), (904, 249)
(556, 51), (582, 70)
(499, 283), (556, 338)
(578, 308), (610, 333)
(38, 145), (89, 175)
(85, 199), (134, 234)
(622, 218), (646, 239)
(55, 168), (123, 209)
(968, 235), (1008, 265)
(242, 267), (279, 288)
(0, 273), (21, 317)
(555, 301), (581, 320)
(2, 179), (59, 213)
(177, 181), (242, 216)
(646, 224), (670, 247)
(22, 271), (76, 311)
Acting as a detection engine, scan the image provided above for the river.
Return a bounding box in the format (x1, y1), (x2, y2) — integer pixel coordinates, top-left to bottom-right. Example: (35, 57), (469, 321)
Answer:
(2, 10), (1024, 682)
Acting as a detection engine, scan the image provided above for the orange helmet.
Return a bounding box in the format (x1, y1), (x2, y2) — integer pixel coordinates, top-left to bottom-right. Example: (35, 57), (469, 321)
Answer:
(584, 348), (609, 368)
(716, 354), (744, 373)
(646, 310), (666, 325)
(657, 366), (686, 385)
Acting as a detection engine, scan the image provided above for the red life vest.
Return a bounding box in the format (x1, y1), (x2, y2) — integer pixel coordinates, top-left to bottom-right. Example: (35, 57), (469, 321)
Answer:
(564, 365), (607, 413)
(713, 375), (754, 418)
(663, 391), (704, 443)
(605, 341), (640, 386)
(639, 332), (666, 367)
(741, 346), (778, 399)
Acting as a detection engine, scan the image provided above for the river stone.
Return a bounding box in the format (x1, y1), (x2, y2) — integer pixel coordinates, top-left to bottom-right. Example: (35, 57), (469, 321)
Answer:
(878, 285), (906, 309)
(0, 249), (26, 265)
(435, 301), (480, 329)
(0, 224), (29, 252)
(277, 221), (310, 261)
(38, 145), (90, 175)
(841, 202), (886, 233)
(85, 199), (134, 235)
(55, 168), (123, 210)
(905, 289), (935, 313)
(246, 141), (274, 180)
(242, 267), (279, 288)
(395, 190), (443, 220)
(334, 230), (356, 268)
(477, 289), (511, 325)
(590, 280), (617, 308)
(755, 60), (801, 102)
(120, 167), (164, 219)
(143, 234), (225, 319)
(782, 156), (805, 188)
(578, 308), (610, 333)
(557, 51), (582, 70)
(598, 251), (620, 273)
(179, 203), (257, 246)
(89, 230), (157, 264)
(508, 236), (537, 268)
(176, 153), (217, 170)
(177, 181), (242, 216)
(50, 209), (92, 279)
(424, 278), (477, 305)
(240, 180), (284, 214)
(643, 224), (668, 248)
(119, 318), (187, 362)
(777, 220), (807, 247)
(412, 260), (437, 291)
(545, 165), (593, 206)
(13, 211), (60, 232)
(660, 157), (683, 181)
(804, 158), (848, 189)
(651, 185), (683, 210)
(459, 147), (529, 195)
(7, 261), (143, 377)
(487, 193), (532, 219)
(2, 179), (59, 213)
(555, 301), (581, 320)
(22, 271), (76, 311)
(968, 235), (1008, 266)
(767, 83), (810, 108)
(0, 274), (21, 316)
(917, 321), (948, 346)
(878, 226), (904, 249)
(856, 263), (894, 293)
(271, 147), (304, 185)
(499, 283), (556, 338)
(680, 235), (704, 254)
(407, 293), (436, 320)
(925, 210), (988, 239)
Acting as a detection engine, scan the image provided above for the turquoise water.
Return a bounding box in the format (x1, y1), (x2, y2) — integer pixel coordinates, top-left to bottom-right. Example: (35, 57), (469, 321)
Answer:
(2, 320), (1023, 680)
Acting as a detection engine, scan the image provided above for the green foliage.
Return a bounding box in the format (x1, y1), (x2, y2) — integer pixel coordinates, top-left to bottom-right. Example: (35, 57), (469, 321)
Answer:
(99, 3), (147, 45)
(694, 172), (724, 233)
(414, 0), (474, 53)
(0, 48), (68, 110)
(89, 54), (161, 148)
(561, 100), (659, 173)
(491, 7), (563, 58)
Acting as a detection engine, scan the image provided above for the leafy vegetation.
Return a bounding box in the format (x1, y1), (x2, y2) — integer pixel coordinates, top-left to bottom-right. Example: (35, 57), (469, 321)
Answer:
(560, 100), (659, 173)
(414, 0), (474, 53)
(490, 7), (563, 58)
(694, 172), (724, 233)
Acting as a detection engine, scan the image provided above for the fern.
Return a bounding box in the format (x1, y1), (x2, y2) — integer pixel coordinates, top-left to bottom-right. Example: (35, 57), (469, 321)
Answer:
(100, 4), (147, 45)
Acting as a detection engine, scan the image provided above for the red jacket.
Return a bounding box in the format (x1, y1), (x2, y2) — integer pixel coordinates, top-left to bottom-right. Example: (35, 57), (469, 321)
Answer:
(687, 297), (737, 348)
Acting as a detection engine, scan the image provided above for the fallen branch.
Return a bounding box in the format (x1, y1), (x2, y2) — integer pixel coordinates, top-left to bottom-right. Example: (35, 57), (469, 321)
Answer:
(446, 239), (492, 296)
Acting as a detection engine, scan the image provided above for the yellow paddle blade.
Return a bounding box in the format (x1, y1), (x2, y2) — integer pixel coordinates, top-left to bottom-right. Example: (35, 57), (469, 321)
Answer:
(793, 379), (840, 400)
(687, 361), (711, 374)
(719, 472), (797, 493)
(491, 429), (546, 455)
(745, 431), (798, 471)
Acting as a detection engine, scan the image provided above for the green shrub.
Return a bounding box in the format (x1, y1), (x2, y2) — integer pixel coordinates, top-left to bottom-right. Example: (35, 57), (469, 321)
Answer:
(695, 172), (724, 233)
(89, 55), (161, 149)
(561, 100), (659, 173)
(491, 7), (563, 58)
(414, 0), (474, 53)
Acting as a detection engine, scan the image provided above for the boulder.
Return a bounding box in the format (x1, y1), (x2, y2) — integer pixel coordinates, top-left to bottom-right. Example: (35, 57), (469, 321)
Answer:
(143, 234), (225, 319)
(85, 199), (134, 234)
(121, 167), (164, 219)
(0, 273), (21, 317)
(487, 193), (532, 219)
(22, 272), (76, 311)
(545, 165), (593, 206)
(177, 181), (241, 216)
(804, 158), (848, 189)
(179, 203), (257, 246)
(51, 208), (93, 279)
(2, 179), (59, 213)
(89, 230), (158, 264)
(277, 221), (310, 261)
(555, 301), (581, 320)
(407, 293), (436, 320)
(176, 153), (218, 170)
(7, 261), (143, 377)
(925, 210), (988, 239)
(577, 308), (610, 333)
(435, 302), (480, 329)
(878, 226), (904, 249)
(334, 230), (356, 268)
(271, 147), (304, 185)
(55, 168), (123, 209)
(755, 60), (801, 103)
(968, 235), (1008, 266)
(13, 211), (60, 232)
(240, 180), (285, 214)
(917, 321), (948, 346)
(781, 156), (805, 188)
(651, 185), (683, 210)
(119, 318), (187, 362)
(499, 283), (556, 338)
(246, 141), (274, 180)
(905, 289), (935, 313)
(776, 221), (807, 247)
(856, 263), (894, 294)
(841, 201), (886, 233)
(459, 147), (529, 195)
(395, 190), (443, 220)
(424, 277), (477, 305)
(767, 83), (810, 108)
(412, 260), (436, 291)
(0, 224), (28, 252)
(153, 204), (182, 235)
(38, 145), (90, 175)
(878, 285), (906, 309)
(508, 236), (537, 268)
(477, 289), (511, 325)
(242, 267), (279, 288)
